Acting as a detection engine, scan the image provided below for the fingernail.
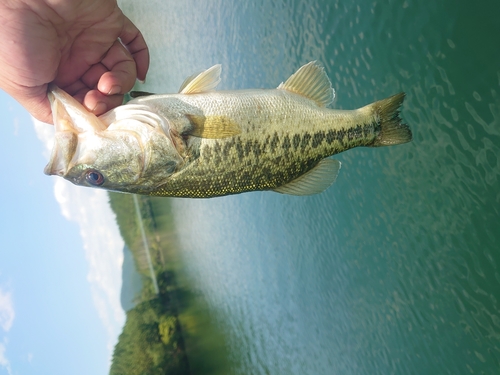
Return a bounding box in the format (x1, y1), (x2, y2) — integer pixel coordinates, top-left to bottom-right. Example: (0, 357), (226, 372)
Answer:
(92, 102), (107, 114)
(108, 85), (122, 95)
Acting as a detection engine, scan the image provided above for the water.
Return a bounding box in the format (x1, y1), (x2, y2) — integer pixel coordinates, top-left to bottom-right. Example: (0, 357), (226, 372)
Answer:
(116, 0), (500, 374)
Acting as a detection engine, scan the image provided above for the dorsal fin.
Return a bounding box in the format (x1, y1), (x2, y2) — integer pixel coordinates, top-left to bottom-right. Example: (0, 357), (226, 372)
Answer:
(178, 72), (200, 93)
(277, 61), (335, 107)
(273, 159), (341, 195)
(129, 91), (156, 98)
(179, 65), (222, 94)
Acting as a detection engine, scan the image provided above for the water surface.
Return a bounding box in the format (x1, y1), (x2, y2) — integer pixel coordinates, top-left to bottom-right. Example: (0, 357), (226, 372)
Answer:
(118, 0), (500, 374)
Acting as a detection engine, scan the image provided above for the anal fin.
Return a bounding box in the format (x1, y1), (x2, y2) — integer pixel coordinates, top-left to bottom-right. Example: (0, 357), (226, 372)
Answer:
(273, 159), (341, 196)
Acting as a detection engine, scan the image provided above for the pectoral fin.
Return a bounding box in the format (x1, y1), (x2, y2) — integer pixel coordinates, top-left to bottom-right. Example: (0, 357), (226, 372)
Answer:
(273, 159), (341, 195)
(179, 65), (222, 94)
(185, 114), (241, 139)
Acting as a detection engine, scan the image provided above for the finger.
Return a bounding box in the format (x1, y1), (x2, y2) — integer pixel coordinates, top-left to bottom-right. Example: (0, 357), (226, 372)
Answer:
(26, 93), (53, 124)
(119, 16), (150, 82)
(6, 84), (53, 124)
(61, 80), (89, 104)
(83, 89), (124, 116)
(80, 63), (108, 91)
(61, 67), (105, 110)
(96, 40), (137, 95)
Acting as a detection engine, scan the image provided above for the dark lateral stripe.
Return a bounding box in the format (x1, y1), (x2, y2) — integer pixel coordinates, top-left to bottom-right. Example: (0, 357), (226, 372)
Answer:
(311, 132), (325, 148)
(282, 135), (291, 150)
(301, 133), (311, 149)
(202, 122), (377, 164)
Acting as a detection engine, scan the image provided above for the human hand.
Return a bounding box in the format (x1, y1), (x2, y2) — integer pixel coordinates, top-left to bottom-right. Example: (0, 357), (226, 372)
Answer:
(0, 0), (149, 123)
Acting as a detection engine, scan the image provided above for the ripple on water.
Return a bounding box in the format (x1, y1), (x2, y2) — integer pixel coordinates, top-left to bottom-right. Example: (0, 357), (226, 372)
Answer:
(122, 0), (500, 373)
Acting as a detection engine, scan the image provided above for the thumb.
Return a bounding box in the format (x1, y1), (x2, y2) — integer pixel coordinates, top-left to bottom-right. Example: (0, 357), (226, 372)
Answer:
(5, 84), (53, 124)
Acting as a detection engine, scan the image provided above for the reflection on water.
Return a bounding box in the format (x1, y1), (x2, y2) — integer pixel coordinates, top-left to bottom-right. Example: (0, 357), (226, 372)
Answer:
(109, 0), (500, 374)
(108, 193), (231, 375)
(107, 194), (182, 374)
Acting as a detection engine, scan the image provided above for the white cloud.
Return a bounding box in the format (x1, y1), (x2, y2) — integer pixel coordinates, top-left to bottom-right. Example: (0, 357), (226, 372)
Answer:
(33, 119), (126, 356)
(33, 119), (54, 160)
(0, 284), (14, 375)
(0, 288), (14, 333)
(0, 340), (12, 375)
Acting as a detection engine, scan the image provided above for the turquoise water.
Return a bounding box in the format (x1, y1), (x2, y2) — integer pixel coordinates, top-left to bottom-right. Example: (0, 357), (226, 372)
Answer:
(120, 0), (500, 373)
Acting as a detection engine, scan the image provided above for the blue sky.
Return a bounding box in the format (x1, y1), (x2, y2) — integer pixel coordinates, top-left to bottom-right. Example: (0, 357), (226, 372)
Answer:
(0, 90), (124, 375)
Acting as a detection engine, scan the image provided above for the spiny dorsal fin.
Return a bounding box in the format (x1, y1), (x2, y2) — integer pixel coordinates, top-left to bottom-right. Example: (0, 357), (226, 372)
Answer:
(277, 61), (335, 107)
(185, 114), (241, 139)
(129, 91), (156, 98)
(179, 65), (222, 94)
(178, 73), (200, 92)
(273, 159), (341, 195)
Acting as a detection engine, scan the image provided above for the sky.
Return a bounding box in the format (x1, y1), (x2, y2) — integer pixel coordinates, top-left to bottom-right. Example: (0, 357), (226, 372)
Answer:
(0, 90), (125, 375)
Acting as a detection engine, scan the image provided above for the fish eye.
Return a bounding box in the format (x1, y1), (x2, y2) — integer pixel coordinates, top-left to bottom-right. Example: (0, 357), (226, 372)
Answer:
(85, 169), (105, 186)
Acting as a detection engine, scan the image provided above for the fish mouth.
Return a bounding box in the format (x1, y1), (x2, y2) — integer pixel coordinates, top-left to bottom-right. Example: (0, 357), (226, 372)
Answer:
(44, 85), (106, 176)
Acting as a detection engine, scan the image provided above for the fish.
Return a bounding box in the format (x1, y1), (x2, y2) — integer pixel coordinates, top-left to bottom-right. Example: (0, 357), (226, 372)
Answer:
(44, 61), (412, 198)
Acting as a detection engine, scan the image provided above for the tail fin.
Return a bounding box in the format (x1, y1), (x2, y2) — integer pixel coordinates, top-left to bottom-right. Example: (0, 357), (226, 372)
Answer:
(370, 92), (412, 147)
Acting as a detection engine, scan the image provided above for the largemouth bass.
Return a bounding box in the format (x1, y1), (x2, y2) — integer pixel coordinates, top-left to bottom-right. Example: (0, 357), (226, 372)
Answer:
(44, 62), (412, 198)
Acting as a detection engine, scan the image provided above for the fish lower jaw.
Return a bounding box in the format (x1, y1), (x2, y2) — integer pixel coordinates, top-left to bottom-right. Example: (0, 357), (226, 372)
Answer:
(43, 161), (67, 177)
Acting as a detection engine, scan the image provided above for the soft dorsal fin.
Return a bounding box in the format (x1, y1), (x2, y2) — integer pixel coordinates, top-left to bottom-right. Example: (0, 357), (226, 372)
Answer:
(277, 61), (335, 107)
(185, 114), (241, 139)
(273, 159), (341, 195)
(179, 65), (222, 94)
